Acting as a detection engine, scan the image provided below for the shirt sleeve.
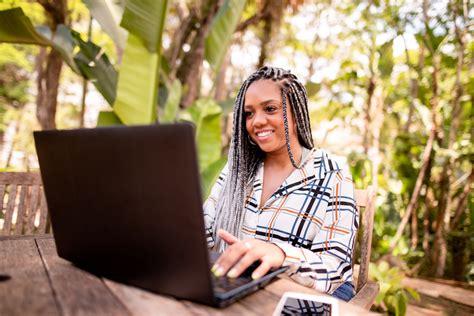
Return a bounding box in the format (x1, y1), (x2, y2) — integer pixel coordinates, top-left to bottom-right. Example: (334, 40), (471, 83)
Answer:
(202, 163), (229, 248)
(273, 168), (358, 293)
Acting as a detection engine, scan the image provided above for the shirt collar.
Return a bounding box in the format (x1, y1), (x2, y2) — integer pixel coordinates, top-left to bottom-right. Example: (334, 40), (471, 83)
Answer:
(252, 148), (341, 207)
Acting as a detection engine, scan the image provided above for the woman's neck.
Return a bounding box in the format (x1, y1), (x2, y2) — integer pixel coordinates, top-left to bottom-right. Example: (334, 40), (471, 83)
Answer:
(264, 144), (303, 169)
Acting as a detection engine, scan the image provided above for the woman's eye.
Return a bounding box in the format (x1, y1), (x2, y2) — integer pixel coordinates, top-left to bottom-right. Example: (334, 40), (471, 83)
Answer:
(244, 111), (253, 118)
(265, 106), (277, 113)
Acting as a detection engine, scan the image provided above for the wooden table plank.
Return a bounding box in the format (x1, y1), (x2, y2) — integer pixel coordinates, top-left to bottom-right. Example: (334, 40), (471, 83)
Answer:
(36, 238), (132, 316)
(0, 238), (60, 316)
(181, 300), (259, 316)
(237, 285), (281, 315)
(103, 278), (195, 316)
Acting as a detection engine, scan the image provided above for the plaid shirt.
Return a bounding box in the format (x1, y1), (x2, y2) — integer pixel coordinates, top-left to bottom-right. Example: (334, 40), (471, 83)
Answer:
(203, 148), (358, 294)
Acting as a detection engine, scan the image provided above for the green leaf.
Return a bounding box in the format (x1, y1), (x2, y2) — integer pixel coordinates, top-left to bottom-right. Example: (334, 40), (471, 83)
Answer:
(82, 0), (127, 51)
(396, 291), (407, 316)
(49, 25), (80, 73)
(185, 98), (223, 171)
(305, 81), (321, 97)
(0, 8), (50, 45)
(160, 79), (182, 123)
(71, 31), (118, 105)
(385, 294), (399, 316)
(120, 0), (168, 52)
(413, 100), (432, 131)
(205, 0), (246, 70)
(378, 41), (394, 78)
(97, 111), (123, 126)
(201, 157), (227, 199)
(406, 287), (420, 302)
(0, 8), (80, 73)
(113, 33), (160, 124)
(112, 0), (169, 125)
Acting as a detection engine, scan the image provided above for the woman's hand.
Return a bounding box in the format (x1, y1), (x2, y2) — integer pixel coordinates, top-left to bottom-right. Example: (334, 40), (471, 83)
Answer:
(211, 229), (285, 280)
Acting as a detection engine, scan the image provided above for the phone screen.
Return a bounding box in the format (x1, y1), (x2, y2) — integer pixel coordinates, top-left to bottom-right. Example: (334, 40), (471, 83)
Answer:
(279, 297), (332, 315)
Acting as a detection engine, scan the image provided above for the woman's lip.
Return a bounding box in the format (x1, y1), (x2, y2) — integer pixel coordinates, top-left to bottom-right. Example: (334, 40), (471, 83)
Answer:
(255, 130), (274, 139)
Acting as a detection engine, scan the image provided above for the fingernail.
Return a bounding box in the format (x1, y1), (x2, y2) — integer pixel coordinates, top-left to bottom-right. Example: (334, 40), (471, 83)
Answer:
(227, 268), (238, 278)
(251, 272), (261, 280)
(214, 267), (225, 277)
(211, 264), (219, 273)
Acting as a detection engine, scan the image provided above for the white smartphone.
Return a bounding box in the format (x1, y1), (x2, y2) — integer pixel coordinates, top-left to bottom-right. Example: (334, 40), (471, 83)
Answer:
(272, 291), (340, 316)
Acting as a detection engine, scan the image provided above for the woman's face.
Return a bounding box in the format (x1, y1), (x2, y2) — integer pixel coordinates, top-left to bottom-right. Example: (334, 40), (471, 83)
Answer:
(244, 80), (299, 156)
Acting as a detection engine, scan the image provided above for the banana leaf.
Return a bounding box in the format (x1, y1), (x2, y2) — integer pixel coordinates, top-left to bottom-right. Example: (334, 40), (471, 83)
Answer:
(97, 111), (123, 126)
(71, 31), (118, 105)
(0, 8), (79, 73)
(0, 8), (49, 45)
(82, 0), (127, 51)
(120, 0), (168, 53)
(0, 7), (118, 104)
(112, 0), (168, 125)
(184, 98), (223, 171)
(205, 0), (246, 70)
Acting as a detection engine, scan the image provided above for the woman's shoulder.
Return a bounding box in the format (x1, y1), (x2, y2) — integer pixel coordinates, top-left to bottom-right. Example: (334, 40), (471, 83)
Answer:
(307, 148), (352, 178)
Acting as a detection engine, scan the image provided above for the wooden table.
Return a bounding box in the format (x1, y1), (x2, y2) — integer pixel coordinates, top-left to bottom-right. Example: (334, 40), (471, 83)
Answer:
(1, 235), (377, 315)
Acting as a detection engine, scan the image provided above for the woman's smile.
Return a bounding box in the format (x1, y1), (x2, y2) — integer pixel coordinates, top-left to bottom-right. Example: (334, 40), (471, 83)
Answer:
(244, 80), (299, 156)
(255, 129), (274, 139)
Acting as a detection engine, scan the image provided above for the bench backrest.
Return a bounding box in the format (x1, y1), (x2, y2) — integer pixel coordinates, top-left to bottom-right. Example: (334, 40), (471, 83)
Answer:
(353, 186), (376, 291)
(0, 172), (50, 235)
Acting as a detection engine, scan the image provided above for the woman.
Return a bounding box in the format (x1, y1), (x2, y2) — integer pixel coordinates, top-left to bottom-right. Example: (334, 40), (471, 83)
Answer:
(203, 66), (358, 301)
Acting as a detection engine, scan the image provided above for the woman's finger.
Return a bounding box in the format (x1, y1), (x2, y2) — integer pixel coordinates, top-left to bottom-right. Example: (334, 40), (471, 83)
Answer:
(217, 229), (239, 245)
(250, 259), (272, 280)
(213, 240), (251, 277)
(226, 244), (261, 278)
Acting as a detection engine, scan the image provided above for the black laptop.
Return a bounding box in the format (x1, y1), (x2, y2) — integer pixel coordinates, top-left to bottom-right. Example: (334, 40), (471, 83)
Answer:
(33, 123), (287, 307)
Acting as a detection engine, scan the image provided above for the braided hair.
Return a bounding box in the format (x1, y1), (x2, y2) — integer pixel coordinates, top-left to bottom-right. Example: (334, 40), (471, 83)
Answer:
(214, 66), (314, 251)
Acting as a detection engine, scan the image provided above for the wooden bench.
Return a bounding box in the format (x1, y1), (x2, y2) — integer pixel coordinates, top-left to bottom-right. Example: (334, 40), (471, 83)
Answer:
(350, 186), (380, 309)
(0, 172), (50, 235)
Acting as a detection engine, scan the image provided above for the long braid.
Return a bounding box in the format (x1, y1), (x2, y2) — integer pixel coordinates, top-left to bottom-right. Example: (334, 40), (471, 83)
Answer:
(214, 66), (313, 250)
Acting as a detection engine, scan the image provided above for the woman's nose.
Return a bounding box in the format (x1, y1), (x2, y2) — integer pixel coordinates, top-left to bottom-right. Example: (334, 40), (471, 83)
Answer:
(252, 111), (266, 126)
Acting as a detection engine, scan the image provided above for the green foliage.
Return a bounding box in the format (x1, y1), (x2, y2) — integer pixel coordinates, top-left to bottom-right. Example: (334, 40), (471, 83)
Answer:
(370, 261), (420, 316)
(205, 0), (246, 70)
(82, 0), (126, 51)
(0, 8), (50, 45)
(111, 0), (168, 125)
(158, 78), (181, 123)
(120, 0), (167, 53)
(0, 7), (118, 105)
(112, 33), (160, 124)
(97, 111), (123, 126)
(71, 31), (118, 105)
(181, 98), (226, 198)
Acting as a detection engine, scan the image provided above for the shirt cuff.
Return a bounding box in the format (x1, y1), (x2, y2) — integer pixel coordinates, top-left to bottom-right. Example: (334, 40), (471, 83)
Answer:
(273, 242), (304, 270)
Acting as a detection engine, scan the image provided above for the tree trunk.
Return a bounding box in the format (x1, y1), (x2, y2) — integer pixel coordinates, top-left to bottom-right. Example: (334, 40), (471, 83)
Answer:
(214, 49), (230, 101)
(431, 3), (466, 277)
(363, 75), (375, 156)
(177, 0), (224, 108)
(450, 170), (473, 230)
(35, 0), (68, 130)
(410, 207), (418, 250)
(36, 49), (63, 130)
(256, 0), (284, 68)
(166, 8), (195, 81)
(389, 0), (441, 253)
(370, 86), (383, 191)
(423, 185), (435, 253)
(257, 13), (273, 68)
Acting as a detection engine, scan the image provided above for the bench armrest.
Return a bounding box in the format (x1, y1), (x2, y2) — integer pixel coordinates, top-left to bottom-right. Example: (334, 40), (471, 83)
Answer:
(349, 281), (379, 310)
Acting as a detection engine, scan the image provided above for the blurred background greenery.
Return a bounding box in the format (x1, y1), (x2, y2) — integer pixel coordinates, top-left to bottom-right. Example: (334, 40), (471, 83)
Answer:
(0, 1), (472, 314)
